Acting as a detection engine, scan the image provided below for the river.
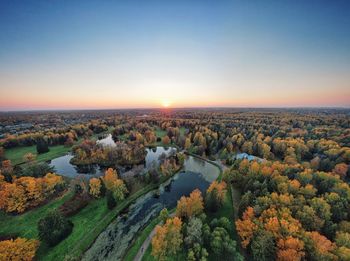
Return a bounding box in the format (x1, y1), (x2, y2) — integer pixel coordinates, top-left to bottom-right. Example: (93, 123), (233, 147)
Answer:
(82, 155), (220, 261)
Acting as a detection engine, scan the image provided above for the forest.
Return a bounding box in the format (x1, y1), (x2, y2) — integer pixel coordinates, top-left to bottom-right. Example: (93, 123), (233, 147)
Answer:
(0, 108), (349, 261)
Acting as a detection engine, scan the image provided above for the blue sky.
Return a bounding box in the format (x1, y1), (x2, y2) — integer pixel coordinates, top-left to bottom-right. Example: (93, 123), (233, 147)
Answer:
(0, 0), (349, 110)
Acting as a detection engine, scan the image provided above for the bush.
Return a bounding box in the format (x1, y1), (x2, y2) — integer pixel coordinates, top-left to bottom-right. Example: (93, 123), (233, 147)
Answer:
(38, 210), (73, 246)
(106, 190), (116, 209)
(59, 193), (90, 217)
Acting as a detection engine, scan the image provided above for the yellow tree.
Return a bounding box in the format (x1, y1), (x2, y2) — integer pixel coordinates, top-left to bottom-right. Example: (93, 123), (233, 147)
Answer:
(89, 178), (101, 198)
(152, 217), (183, 261)
(176, 189), (204, 218)
(0, 237), (40, 261)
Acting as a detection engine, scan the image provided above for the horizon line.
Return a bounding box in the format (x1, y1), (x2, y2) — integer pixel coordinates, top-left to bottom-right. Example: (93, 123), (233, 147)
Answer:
(1, 105), (350, 113)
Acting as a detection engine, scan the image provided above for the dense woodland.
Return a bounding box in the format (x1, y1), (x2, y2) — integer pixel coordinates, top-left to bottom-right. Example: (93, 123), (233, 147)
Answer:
(0, 109), (349, 260)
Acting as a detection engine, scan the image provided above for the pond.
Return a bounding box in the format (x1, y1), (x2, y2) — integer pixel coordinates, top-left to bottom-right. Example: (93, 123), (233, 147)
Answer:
(49, 154), (105, 179)
(145, 146), (177, 168)
(82, 155), (220, 261)
(49, 144), (177, 179)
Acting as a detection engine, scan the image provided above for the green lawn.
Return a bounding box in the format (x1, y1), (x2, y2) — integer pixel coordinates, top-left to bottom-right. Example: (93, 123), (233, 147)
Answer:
(5, 145), (71, 166)
(0, 192), (73, 240)
(155, 128), (167, 138)
(37, 197), (110, 261)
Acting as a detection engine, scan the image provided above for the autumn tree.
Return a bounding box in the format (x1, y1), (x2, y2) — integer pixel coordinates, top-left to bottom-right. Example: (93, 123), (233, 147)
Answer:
(23, 152), (36, 163)
(176, 189), (204, 219)
(236, 207), (258, 248)
(305, 231), (337, 260)
(333, 163), (348, 180)
(205, 181), (227, 212)
(152, 217), (183, 261)
(89, 178), (101, 198)
(0, 237), (39, 261)
(162, 135), (171, 145)
(0, 173), (63, 213)
(276, 236), (305, 261)
(1, 160), (13, 182)
(184, 138), (191, 150)
(103, 168), (128, 201)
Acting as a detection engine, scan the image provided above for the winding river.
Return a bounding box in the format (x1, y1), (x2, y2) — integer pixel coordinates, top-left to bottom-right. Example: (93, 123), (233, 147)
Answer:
(82, 155), (220, 261)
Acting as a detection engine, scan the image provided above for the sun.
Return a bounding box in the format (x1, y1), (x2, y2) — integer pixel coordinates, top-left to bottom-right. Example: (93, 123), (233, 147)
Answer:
(161, 99), (171, 108)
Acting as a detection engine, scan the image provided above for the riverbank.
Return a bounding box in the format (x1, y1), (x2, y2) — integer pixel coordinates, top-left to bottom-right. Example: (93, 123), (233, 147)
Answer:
(123, 154), (226, 261)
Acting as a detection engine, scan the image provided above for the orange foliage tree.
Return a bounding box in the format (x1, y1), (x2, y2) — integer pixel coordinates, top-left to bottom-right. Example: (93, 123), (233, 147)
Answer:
(277, 236), (305, 261)
(0, 237), (40, 261)
(89, 178), (101, 198)
(235, 207), (258, 248)
(176, 189), (204, 219)
(151, 217), (183, 261)
(0, 173), (63, 213)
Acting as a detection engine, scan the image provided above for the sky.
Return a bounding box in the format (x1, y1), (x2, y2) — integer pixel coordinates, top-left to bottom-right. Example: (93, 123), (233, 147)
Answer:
(0, 0), (349, 110)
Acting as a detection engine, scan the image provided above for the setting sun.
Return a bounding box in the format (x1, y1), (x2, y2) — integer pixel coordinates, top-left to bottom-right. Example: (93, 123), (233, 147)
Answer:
(161, 100), (171, 108)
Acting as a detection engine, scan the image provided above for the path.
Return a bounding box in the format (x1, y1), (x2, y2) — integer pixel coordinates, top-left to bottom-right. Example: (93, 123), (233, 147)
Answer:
(133, 228), (157, 261)
(133, 212), (175, 261)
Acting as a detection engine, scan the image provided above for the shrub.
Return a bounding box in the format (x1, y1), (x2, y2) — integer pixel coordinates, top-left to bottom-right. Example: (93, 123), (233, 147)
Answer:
(38, 210), (73, 246)
(59, 192), (90, 217)
(36, 138), (49, 154)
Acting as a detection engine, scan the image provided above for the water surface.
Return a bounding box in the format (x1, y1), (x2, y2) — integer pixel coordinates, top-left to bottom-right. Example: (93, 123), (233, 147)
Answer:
(82, 155), (220, 261)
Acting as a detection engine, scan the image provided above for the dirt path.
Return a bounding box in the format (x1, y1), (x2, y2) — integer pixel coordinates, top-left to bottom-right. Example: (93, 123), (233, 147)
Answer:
(133, 212), (175, 261)
(133, 228), (157, 261)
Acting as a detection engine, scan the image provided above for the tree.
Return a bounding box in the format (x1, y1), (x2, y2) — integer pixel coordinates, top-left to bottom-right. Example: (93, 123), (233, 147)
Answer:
(38, 210), (73, 246)
(176, 189), (204, 219)
(36, 137), (49, 154)
(0, 147), (4, 160)
(23, 152), (36, 163)
(333, 163), (348, 180)
(162, 135), (171, 145)
(1, 160), (13, 182)
(159, 208), (169, 224)
(0, 173), (63, 213)
(250, 230), (276, 261)
(152, 217), (183, 261)
(89, 178), (101, 198)
(305, 231), (337, 260)
(276, 236), (305, 261)
(106, 190), (116, 209)
(184, 138), (191, 150)
(236, 207), (258, 248)
(210, 226), (241, 259)
(103, 168), (128, 201)
(0, 237), (40, 261)
(205, 181), (227, 212)
(184, 217), (203, 247)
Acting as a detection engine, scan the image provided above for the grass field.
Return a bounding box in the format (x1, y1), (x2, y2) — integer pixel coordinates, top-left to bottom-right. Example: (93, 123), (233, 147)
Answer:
(4, 145), (70, 165)
(0, 192), (73, 240)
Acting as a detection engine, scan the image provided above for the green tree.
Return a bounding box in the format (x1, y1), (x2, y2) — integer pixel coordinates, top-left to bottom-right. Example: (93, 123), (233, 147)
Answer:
(250, 230), (276, 261)
(38, 210), (73, 246)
